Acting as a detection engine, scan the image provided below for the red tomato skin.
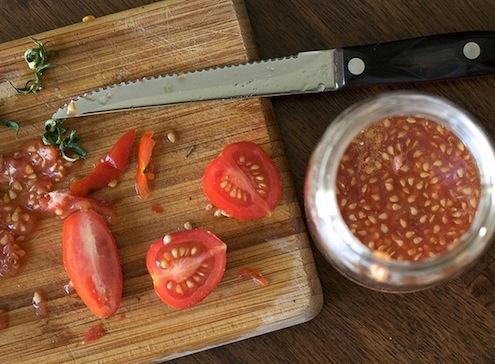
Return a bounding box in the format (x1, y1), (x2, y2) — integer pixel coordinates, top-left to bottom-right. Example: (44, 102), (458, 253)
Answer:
(70, 164), (121, 197)
(136, 131), (156, 200)
(71, 130), (136, 196)
(63, 210), (123, 318)
(146, 229), (227, 309)
(203, 141), (282, 220)
(104, 129), (136, 171)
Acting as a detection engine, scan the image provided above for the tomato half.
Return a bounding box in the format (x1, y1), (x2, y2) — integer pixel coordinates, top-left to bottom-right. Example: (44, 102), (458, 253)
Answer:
(146, 229), (227, 309)
(71, 129), (136, 196)
(136, 131), (156, 200)
(203, 141), (282, 220)
(62, 210), (123, 318)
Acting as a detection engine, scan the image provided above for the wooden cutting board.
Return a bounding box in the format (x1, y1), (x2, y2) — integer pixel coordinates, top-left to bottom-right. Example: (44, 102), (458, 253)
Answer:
(0, 0), (323, 362)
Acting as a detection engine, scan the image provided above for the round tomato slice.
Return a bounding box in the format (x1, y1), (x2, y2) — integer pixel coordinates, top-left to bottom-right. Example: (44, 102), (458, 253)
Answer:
(62, 210), (123, 318)
(203, 141), (282, 220)
(146, 229), (227, 309)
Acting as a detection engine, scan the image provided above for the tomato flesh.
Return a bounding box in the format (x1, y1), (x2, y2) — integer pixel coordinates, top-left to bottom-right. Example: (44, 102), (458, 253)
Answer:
(203, 141), (282, 220)
(71, 129), (136, 196)
(146, 229), (227, 309)
(136, 131), (156, 200)
(38, 189), (116, 223)
(63, 210), (123, 318)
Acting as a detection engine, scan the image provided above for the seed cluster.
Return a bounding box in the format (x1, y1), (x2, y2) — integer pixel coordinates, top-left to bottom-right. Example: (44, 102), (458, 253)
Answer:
(159, 237), (209, 296)
(218, 155), (269, 204)
(0, 140), (73, 277)
(336, 116), (481, 261)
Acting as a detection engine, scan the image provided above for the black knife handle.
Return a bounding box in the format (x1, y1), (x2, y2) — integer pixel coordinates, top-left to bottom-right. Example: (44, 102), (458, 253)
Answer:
(342, 31), (495, 88)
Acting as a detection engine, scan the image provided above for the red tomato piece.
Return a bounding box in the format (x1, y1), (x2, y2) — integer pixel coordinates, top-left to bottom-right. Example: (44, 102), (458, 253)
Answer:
(38, 189), (117, 223)
(238, 267), (269, 287)
(136, 131), (156, 200)
(203, 141), (282, 220)
(71, 129), (136, 196)
(63, 210), (123, 318)
(146, 229), (227, 309)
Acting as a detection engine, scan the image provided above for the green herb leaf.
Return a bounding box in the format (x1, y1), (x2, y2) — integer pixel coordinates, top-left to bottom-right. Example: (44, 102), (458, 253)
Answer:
(185, 145), (195, 158)
(9, 38), (57, 95)
(0, 120), (20, 139)
(42, 119), (86, 162)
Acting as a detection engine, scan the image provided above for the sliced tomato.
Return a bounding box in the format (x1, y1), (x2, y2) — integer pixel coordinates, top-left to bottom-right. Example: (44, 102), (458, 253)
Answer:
(38, 189), (117, 223)
(146, 229), (227, 309)
(71, 129), (136, 196)
(135, 131), (156, 200)
(203, 141), (282, 220)
(63, 210), (123, 318)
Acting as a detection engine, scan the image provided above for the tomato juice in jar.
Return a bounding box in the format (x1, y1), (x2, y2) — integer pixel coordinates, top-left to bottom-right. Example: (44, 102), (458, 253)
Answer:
(305, 92), (495, 292)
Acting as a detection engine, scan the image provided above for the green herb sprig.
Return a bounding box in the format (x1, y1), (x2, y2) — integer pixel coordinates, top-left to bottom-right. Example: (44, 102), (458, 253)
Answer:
(9, 38), (57, 95)
(43, 119), (86, 162)
(0, 120), (20, 139)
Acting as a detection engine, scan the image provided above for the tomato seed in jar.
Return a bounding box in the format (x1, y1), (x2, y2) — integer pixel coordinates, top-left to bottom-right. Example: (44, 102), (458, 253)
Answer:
(336, 116), (480, 261)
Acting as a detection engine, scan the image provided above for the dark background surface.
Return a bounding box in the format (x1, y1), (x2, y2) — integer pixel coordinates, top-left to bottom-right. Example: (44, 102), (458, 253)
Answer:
(2, 1), (495, 362)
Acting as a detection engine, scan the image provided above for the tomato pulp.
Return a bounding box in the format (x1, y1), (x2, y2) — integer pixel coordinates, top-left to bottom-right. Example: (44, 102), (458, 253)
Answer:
(63, 210), (123, 318)
(336, 116), (480, 261)
(203, 141), (282, 220)
(0, 140), (75, 278)
(146, 229), (227, 309)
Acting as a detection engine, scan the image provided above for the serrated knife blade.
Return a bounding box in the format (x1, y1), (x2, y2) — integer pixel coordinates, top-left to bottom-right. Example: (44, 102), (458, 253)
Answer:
(52, 31), (495, 119)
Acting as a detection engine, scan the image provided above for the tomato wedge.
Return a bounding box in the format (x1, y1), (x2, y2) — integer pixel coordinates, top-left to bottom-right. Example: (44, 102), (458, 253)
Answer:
(63, 210), (123, 318)
(136, 131), (156, 200)
(203, 141), (282, 220)
(71, 129), (136, 196)
(146, 229), (227, 309)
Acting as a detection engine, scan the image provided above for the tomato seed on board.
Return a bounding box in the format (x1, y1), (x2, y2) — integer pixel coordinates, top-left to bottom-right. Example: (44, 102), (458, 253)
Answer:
(336, 116), (480, 261)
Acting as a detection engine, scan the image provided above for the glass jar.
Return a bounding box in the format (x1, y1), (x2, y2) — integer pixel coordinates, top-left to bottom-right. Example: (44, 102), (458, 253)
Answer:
(304, 91), (495, 292)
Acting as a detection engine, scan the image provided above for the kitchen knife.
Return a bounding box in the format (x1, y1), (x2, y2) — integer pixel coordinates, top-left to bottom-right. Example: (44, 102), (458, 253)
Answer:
(52, 31), (495, 119)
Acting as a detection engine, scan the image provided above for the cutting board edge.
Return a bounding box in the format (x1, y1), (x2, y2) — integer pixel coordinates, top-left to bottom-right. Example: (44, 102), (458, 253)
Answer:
(163, 304), (324, 362)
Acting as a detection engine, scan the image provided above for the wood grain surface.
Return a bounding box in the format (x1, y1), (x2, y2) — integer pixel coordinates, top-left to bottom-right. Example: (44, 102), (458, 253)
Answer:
(2, 0), (495, 363)
(0, 1), (322, 363)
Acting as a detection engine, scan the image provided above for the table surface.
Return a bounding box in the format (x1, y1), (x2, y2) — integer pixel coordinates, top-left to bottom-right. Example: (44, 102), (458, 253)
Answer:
(2, 1), (495, 362)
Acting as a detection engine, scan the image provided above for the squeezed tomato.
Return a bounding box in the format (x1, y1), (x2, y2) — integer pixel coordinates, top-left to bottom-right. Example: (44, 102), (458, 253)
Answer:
(0, 140), (75, 277)
(336, 116), (480, 261)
